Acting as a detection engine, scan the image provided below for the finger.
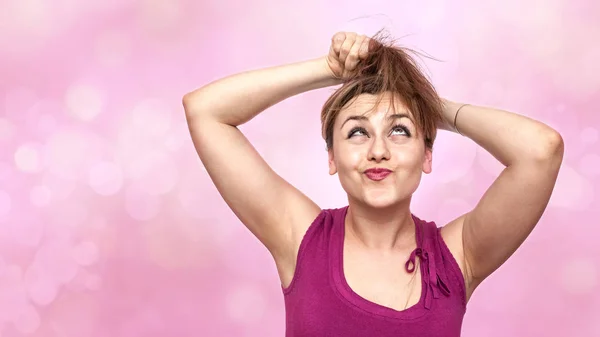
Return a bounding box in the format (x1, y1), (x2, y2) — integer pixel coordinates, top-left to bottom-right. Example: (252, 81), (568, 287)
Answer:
(359, 37), (370, 59)
(338, 33), (356, 67)
(345, 35), (365, 71)
(332, 32), (346, 56)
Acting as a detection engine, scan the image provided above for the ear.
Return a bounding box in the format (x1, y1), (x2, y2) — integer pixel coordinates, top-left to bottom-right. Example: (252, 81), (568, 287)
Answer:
(328, 149), (337, 175)
(422, 147), (433, 174)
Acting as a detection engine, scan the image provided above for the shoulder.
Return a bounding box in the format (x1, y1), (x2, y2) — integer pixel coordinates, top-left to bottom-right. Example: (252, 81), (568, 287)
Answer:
(439, 214), (477, 302)
(289, 205), (347, 262)
(295, 206), (345, 241)
(279, 206), (344, 288)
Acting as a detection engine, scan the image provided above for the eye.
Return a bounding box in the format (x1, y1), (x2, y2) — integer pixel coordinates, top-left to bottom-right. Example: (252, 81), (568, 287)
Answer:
(348, 126), (368, 138)
(390, 124), (411, 137)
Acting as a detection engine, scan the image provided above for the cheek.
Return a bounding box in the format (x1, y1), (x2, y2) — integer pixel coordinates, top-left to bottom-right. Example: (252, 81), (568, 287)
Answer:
(337, 152), (366, 176)
(334, 144), (362, 167)
(393, 148), (423, 167)
(348, 150), (364, 166)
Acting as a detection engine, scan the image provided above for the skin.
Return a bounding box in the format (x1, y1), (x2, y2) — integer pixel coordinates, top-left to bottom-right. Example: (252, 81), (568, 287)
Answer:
(183, 31), (564, 311)
(329, 92), (436, 309)
(329, 92), (429, 250)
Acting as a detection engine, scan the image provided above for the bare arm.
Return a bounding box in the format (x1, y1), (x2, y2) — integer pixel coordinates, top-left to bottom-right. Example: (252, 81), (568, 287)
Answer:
(183, 57), (341, 127)
(183, 57), (335, 263)
(182, 32), (371, 284)
(440, 100), (564, 299)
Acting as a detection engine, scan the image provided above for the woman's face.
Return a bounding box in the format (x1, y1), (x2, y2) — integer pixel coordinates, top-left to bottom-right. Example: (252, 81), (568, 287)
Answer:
(328, 92), (433, 209)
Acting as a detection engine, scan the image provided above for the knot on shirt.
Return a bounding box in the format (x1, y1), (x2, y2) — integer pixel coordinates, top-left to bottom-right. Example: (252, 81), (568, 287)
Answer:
(405, 247), (451, 309)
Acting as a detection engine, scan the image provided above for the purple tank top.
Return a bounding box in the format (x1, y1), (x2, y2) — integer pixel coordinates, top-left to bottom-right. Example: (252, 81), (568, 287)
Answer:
(282, 206), (466, 336)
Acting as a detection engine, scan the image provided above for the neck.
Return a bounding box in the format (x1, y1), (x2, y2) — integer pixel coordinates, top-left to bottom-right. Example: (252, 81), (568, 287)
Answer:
(344, 197), (416, 252)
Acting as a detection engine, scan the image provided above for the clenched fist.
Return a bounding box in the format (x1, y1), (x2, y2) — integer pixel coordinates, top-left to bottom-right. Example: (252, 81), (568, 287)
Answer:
(324, 32), (373, 81)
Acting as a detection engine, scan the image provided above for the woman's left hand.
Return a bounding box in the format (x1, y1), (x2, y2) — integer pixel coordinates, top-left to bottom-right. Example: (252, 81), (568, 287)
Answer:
(437, 99), (460, 132)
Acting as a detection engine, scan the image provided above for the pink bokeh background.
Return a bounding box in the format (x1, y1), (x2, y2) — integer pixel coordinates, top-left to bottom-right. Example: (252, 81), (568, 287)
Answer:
(1, 0), (599, 336)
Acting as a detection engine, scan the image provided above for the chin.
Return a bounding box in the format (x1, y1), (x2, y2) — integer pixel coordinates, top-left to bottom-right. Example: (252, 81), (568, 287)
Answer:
(362, 190), (401, 209)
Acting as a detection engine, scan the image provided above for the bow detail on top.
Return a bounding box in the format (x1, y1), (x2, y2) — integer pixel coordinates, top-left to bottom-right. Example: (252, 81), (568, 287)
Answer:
(405, 247), (451, 309)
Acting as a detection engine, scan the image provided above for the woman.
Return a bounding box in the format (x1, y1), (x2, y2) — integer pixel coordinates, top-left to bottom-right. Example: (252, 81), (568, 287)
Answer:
(182, 31), (564, 336)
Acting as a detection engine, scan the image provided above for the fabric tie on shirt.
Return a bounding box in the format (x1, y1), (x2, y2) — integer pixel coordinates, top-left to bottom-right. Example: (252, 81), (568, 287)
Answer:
(405, 247), (451, 309)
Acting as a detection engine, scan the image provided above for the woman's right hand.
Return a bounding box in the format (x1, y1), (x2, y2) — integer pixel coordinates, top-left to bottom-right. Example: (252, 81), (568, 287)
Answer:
(325, 32), (372, 81)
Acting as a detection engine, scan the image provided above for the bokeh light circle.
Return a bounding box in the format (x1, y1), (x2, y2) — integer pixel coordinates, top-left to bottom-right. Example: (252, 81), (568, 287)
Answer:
(14, 142), (43, 173)
(0, 190), (11, 217)
(560, 258), (598, 294)
(72, 241), (100, 266)
(549, 165), (594, 210)
(89, 160), (124, 196)
(125, 185), (161, 221)
(65, 84), (104, 122)
(225, 284), (266, 325)
(30, 185), (52, 207)
(579, 154), (600, 177)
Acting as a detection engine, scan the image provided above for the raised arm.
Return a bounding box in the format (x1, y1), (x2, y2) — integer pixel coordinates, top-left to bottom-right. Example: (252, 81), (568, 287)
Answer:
(439, 100), (564, 300)
(182, 32), (371, 285)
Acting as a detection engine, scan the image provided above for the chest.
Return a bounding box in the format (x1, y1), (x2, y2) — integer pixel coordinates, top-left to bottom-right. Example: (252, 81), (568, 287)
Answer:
(343, 247), (423, 311)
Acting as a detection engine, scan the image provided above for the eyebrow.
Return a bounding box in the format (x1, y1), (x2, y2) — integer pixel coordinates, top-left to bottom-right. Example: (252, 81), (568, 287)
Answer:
(340, 113), (414, 129)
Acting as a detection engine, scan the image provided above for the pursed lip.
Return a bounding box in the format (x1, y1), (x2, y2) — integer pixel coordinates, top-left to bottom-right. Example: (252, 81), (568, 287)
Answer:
(363, 168), (392, 181)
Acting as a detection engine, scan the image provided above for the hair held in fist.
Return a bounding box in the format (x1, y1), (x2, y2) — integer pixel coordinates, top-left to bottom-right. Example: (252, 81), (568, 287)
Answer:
(321, 29), (445, 152)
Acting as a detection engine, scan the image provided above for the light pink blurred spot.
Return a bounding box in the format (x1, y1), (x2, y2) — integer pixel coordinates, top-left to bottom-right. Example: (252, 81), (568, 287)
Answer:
(24, 263), (58, 306)
(131, 98), (173, 138)
(89, 216), (107, 230)
(561, 40), (600, 98)
(176, 172), (211, 219)
(0, 117), (16, 141)
(164, 122), (190, 152)
(94, 29), (132, 67)
(477, 80), (507, 106)
(432, 136), (477, 183)
(580, 127), (598, 145)
(436, 198), (471, 225)
(560, 258), (598, 294)
(40, 172), (77, 201)
(72, 241), (100, 266)
(25, 100), (66, 143)
(0, 191), (11, 217)
(88, 160), (124, 196)
(65, 84), (104, 122)
(48, 197), (89, 228)
(14, 142), (43, 173)
(34, 106), (60, 136)
(0, 162), (14, 181)
(30, 185), (52, 207)
(476, 146), (506, 177)
(131, 152), (179, 195)
(13, 303), (40, 334)
(64, 269), (92, 292)
(43, 129), (104, 181)
(4, 87), (37, 121)
(9, 211), (44, 247)
(125, 185), (161, 221)
(225, 284), (266, 325)
(412, 0), (447, 30)
(34, 242), (79, 285)
(118, 306), (165, 337)
(84, 273), (102, 291)
(549, 165), (595, 210)
(579, 154), (600, 177)
(137, 0), (183, 33)
(0, 265), (29, 323)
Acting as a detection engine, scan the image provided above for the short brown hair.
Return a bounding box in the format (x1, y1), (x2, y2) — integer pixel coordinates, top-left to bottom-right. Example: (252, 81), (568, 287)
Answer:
(320, 29), (444, 151)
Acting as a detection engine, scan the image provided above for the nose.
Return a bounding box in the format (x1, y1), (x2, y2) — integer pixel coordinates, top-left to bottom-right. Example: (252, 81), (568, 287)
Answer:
(368, 136), (390, 162)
